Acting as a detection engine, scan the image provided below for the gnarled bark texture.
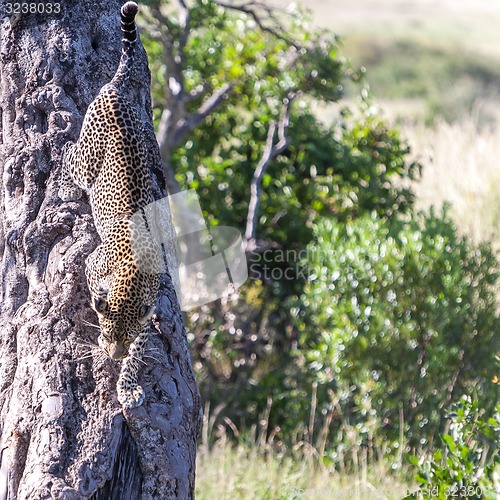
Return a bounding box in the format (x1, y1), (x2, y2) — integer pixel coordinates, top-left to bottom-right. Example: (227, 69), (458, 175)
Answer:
(0, 1), (201, 498)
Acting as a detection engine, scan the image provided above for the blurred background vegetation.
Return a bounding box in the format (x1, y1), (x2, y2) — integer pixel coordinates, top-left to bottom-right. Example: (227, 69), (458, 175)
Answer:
(139, 0), (499, 497)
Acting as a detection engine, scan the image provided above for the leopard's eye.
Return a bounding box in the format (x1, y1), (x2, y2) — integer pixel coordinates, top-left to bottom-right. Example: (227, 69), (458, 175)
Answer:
(93, 296), (109, 315)
(138, 304), (154, 325)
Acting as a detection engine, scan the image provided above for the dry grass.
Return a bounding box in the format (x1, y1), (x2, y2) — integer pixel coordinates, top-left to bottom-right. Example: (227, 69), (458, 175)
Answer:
(196, 440), (411, 499)
(195, 399), (413, 500)
(403, 117), (500, 248)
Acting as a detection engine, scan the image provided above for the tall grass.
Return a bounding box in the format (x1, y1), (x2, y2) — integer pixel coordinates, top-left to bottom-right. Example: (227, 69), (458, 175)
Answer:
(196, 399), (413, 499)
(196, 442), (412, 499)
(403, 117), (500, 249)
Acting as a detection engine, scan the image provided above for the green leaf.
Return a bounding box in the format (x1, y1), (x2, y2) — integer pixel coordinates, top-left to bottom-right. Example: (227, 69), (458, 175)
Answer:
(441, 434), (458, 454)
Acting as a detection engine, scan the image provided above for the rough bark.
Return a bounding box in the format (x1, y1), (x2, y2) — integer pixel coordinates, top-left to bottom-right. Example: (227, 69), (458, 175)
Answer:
(0, 1), (201, 499)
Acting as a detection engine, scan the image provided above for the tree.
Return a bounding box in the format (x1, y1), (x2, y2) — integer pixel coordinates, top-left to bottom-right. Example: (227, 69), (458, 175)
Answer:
(0, 1), (200, 498)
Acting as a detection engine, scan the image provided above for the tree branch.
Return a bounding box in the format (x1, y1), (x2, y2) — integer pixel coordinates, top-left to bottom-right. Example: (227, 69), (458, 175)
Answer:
(210, 0), (304, 50)
(178, 0), (191, 51)
(172, 82), (236, 149)
(244, 93), (296, 251)
(147, 0), (303, 191)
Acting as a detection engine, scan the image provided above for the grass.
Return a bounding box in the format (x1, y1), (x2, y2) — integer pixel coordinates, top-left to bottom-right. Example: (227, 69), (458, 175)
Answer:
(403, 117), (500, 249)
(196, 440), (412, 499)
(301, 0), (500, 247)
(305, 0), (500, 57)
(344, 35), (500, 124)
(196, 398), (415, 500)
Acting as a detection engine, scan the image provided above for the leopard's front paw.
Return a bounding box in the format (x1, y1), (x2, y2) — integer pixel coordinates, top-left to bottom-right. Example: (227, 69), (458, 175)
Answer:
(117, 383), (145, 409)
(58, 185), (82, 202)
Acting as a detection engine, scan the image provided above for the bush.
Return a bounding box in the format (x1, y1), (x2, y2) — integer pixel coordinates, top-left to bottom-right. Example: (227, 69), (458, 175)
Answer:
(294, 210), (499, 450)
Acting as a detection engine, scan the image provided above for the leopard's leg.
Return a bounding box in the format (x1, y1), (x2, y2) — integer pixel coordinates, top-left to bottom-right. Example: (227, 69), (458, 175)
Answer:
(58, 142), (83, 201)
(117, 327), (149, 408)
(85, 244), (111, 300)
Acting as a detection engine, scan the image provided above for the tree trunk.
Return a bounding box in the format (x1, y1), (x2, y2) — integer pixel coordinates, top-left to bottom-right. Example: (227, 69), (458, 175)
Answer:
(0, 1), (201, 499)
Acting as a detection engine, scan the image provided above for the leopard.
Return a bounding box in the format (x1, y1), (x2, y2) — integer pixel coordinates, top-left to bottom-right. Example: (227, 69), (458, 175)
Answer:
(58, 1), (162, 409)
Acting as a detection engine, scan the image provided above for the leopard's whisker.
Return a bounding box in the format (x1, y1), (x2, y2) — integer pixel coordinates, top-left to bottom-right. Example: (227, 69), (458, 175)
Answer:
(81, 318), (100, 329)
(143, 354), (161, 362)
(76, 342), (99, 349)
(76, 352), (98, 361)
(74, 340), (106, 361)
(129, 354), (147, 366)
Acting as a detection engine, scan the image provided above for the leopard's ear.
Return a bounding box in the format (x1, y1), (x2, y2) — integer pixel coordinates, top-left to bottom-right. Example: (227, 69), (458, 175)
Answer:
(92, 296), (109, 315)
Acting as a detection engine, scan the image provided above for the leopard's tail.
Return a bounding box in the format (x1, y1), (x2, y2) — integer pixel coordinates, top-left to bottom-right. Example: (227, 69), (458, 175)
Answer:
(111, 1), (138, 89)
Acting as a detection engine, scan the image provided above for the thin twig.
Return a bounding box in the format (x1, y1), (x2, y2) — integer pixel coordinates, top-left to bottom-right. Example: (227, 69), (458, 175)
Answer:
(244, 92), (297, 250)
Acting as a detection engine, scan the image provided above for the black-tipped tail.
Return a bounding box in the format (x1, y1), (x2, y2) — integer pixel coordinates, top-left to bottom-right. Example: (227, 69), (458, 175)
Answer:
(111, 2), (139, 89)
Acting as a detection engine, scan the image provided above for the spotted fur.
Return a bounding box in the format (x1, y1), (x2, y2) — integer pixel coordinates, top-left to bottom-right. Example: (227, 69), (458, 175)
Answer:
(59, 1), (160, 408)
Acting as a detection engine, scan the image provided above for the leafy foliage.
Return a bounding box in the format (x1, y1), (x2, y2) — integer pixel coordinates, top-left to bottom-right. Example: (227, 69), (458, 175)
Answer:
(139, 1), (421, 437)
(139, 1), (499, 472)
(405, 397), (500, 499)
(142, 2), (418, 243)
(295, 210), (499, 448)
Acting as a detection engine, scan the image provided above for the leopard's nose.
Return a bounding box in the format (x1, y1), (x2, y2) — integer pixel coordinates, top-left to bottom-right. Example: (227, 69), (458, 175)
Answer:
(108, 342), (127, 360)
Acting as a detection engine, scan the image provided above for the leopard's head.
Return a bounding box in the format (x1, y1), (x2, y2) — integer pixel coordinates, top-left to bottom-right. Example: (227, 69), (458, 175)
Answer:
(92, 265), (159, 360)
